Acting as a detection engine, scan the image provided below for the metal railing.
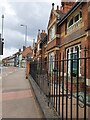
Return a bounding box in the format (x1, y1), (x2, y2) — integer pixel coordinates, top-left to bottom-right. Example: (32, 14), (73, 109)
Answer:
(30, 47), (90, 119)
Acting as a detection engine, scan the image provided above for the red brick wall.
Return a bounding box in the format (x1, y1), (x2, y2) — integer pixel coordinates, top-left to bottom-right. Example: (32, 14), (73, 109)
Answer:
(22, 47), (33, 58)
(47, 39), (56, 51)
(82, 3), (88, 30)
(61, 2), (75, 13)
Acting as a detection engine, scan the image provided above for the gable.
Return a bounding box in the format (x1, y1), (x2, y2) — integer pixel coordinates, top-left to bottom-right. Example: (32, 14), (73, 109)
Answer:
(22, 47), (33, 58)
(48, 10), (57, 29)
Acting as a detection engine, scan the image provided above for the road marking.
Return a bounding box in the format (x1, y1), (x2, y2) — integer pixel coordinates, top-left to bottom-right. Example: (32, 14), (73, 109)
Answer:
(2, 90), (32, 101)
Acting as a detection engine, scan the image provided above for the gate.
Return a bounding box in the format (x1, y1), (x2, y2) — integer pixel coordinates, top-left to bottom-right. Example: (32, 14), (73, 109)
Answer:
(30, 47), (90, 119)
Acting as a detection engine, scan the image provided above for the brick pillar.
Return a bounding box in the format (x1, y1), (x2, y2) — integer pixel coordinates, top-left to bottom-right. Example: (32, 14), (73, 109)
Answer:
(26, 61), (30, 79)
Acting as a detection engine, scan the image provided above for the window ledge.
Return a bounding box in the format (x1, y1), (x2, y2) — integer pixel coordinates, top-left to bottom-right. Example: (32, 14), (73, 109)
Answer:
(48, 34), (60, 44)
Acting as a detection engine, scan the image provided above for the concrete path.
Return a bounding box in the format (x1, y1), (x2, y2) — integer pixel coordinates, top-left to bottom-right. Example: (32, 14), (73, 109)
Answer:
(2, 67), (43, 118)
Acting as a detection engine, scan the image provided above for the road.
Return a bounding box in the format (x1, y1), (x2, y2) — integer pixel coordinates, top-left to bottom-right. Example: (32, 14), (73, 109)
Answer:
(2, 67), (43, 118)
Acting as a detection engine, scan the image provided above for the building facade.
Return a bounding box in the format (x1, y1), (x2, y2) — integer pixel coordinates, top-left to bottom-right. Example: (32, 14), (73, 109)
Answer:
(47, 3), (65, 73)
(35, 30), (47, 62)
(57, 0), (90, 85)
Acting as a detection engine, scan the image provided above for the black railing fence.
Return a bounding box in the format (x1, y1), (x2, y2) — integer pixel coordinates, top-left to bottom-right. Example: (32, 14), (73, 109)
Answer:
(30, 48), (90, 119)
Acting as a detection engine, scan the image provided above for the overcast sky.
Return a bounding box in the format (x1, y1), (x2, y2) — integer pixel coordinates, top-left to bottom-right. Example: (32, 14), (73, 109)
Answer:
(0, 0), (61, 58)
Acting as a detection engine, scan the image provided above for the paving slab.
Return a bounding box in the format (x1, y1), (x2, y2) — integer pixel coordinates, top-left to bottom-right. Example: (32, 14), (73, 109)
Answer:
(2, 67), (43, 118)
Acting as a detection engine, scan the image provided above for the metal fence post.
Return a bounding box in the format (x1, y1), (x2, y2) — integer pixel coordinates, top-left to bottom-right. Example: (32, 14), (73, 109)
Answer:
(84, 47), (86, 120)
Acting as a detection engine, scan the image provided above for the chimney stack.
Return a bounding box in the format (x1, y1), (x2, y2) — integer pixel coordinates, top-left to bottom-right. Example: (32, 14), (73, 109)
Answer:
(52, 3), (54, 10)
(38, 29), (40, 34)
(23, 46), (26, 51)
(61, 0), (75, 13)
(57, 5), (59, 10)
(19, 49), (21, 52)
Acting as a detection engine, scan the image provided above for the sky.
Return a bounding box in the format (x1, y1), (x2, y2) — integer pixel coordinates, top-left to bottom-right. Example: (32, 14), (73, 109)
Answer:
(0, 0), (61, 59)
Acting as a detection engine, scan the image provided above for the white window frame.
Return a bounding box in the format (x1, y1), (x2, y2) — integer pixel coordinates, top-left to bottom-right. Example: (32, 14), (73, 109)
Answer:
(66, 44), (81, 76)
(48, 52), (55, 73)
(49, 24), (55, 41)
(67, 11), (82, 29)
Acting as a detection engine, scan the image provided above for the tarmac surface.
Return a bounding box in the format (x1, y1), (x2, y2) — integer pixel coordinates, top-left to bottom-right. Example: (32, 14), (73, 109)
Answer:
(2, 67), (43, 118)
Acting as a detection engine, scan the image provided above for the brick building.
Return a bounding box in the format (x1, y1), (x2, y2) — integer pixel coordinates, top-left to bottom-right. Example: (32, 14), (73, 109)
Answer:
(22, 46), (33, 67)
(30, 1), (90, 118)
(32, 42), (37, 61)
(22, 46), (33, 78)
(47, 3), (65, 73)
(57, 0), (90, 85)
(32, 0), (90, 85)
(40, 33), (47, 70)
(35, 30), (47, 62)
(22, 46), (33, 59)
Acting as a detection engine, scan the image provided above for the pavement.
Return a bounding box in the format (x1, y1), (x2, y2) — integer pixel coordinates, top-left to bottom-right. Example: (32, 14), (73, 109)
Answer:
(2, 67), (44, 118)
(28, 75), (60, 120)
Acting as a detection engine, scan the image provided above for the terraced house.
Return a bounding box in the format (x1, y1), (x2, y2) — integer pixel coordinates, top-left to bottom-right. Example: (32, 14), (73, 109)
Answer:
(33, 0), (90, 82)
(30, 0), (90, 119)
(35, 30), (47, 62)
(57, 0), (90, 85)
(47, 3), (65, 73)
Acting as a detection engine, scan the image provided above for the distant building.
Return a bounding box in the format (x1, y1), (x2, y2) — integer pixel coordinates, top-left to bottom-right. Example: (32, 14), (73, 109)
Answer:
(2, 50), (22, 67)
(35, 30), (47, 62)
(22, 46), (33, 67)
(32, 42), (37, 61)
(40, 33), (47, 70)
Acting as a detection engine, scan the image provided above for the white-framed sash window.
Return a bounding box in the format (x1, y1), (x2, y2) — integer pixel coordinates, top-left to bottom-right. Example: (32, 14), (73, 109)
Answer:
(49, 24), (55, 41)
(48, 52), (55, 73)
(66, 44), (81, 76)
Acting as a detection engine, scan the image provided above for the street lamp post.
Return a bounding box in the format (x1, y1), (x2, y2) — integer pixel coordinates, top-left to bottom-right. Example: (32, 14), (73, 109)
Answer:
(2, 14), (4, 39)
(20, 24), (27, 47)
(0, 14), (4, 55)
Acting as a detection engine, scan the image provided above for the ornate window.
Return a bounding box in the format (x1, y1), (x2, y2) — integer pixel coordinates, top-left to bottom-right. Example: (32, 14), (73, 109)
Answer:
(67, 11), (82, 34)
(68, 18), (74, 27)
(75, 14), (79, 22)
(49, 24), (55, 41)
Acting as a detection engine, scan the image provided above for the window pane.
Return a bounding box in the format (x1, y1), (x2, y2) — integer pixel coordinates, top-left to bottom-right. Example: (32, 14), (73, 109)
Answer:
(80, 45), (81, 50)
(49, 25), (55, 40)
(71, 47), (73, 52)
(68, 18), (73, 27)
(75, 14), (79, 22)
(75, 46), (78, 51)
(80, 11), (82, 18)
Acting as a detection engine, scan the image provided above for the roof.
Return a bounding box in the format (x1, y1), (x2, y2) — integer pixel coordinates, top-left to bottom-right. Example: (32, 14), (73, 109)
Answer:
(2, 56), (10, 61)
(55, 10), (65, 18)
(58, 0), (83, 26)
(40, 32), (47, 40)
(48, 8), (65, 28)
(22, 46), (33, 58)
(13, 52), (19, 56)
